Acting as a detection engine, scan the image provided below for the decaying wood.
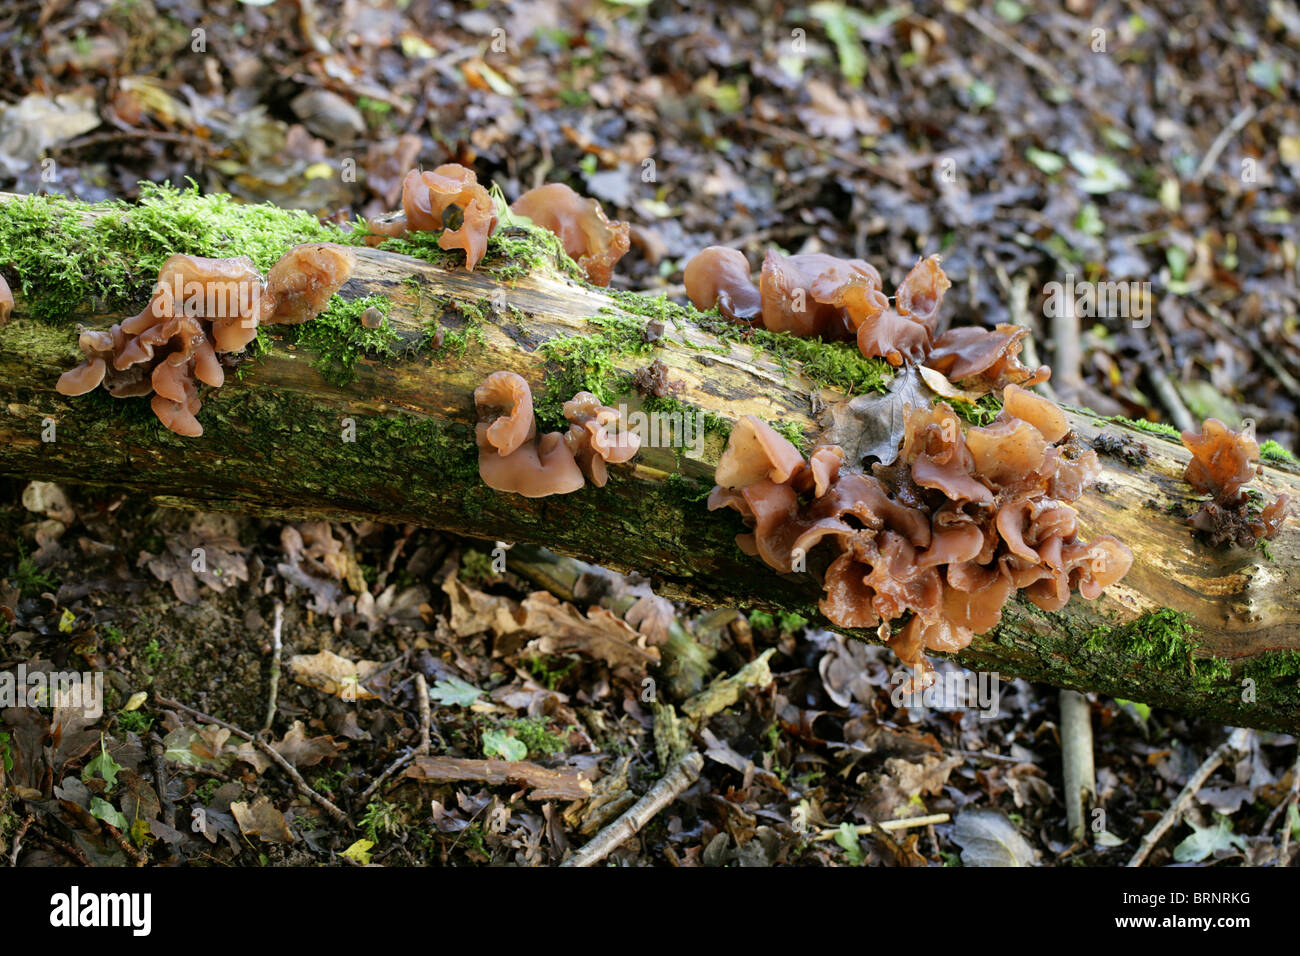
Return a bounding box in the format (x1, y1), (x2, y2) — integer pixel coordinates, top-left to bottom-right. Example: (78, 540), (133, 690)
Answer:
(1, 197), (1299, 732)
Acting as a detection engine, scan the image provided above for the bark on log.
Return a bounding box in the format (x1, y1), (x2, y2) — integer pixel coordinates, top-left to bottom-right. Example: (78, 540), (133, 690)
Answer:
(1, 192), (1298, 731)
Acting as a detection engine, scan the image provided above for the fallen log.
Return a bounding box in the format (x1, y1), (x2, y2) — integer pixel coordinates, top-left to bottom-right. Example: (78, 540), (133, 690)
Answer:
(1, 189), (1298, 731)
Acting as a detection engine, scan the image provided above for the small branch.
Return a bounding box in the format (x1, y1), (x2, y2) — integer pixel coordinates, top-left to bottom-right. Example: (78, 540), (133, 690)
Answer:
(1192, 104), (1258, 185)
(149, 732), (174, 831)
(1060, 690), (1096, 842)
(809, 813), (951, 842)
(260, 600), (285, 735)
(355, 673), (433, 809)
(1127, 728), (1250, 867)
(8, 812), (36, 867)
(155, 692), (350, 827)
(561, 751), (704, 867)
(414, 672), (432, 755)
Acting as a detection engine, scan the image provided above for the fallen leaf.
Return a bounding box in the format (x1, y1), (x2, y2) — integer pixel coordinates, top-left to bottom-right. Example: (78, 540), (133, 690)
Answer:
(818, 364), (929, 466)
(520, 592), (660, 676)
(951, 809), (1039, 866)
(288, 649), (382, 700)
(231, 796), (293, 844)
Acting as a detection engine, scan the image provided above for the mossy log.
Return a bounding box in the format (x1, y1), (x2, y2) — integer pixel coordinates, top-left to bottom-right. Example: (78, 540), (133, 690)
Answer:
(1, 191), (1298, 731)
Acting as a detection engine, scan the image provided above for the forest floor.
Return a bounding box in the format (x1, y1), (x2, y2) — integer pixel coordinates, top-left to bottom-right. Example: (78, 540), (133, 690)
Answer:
(1, 0), (1298, 866)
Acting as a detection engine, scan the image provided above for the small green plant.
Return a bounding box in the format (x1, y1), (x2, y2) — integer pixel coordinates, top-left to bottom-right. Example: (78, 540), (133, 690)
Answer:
(0, 732), (13, 774)
(13, 543), (58, 599)
(359, 799), (406, 842)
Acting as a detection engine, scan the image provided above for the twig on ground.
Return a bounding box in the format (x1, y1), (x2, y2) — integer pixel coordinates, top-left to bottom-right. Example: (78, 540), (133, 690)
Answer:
(36, 827), (91, 866)
(154, 692), (350, 827)
(149, 733), (174, 831)
(260, 600), (284, 736)
(1263, 749), (1300, 861)
(1193, 104), (1258, 185)
(104, 822), (147, 866)
(415, 673), (431, 755)
(355, 673), (433, 809)
(1060, 690), (1096, 842)
(1127, 728), (1250, 867)
(810, 813), (950, 842)
(561, 751), (704, 867)
(8, 812), (36, 867)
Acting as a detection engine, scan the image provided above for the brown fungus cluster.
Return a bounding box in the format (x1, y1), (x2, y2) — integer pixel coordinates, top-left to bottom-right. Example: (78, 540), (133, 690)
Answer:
(683, 249), (1050, 388)
(55, 244), (355, 437)
(1181, 418), (1290, 546)
(510, 183), (630, 286)
(709, 388), (1132, 681)
(475, 371), (641, 497)
(364, 163), (499, 270)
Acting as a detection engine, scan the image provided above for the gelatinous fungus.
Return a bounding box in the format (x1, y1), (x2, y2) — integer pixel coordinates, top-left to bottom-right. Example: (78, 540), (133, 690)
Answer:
(924, 323), (1051, 391)
(1181, 418), (1289, 546)
(54, 246), (348, 437)
(365, 164), (499, 270)
(474, 372), (642, 496)
(511, 183), (630, 286)
(683, 246), (761, 322)
(709, 395), (1132, 682)
(0, 271), (13, 322)
(563, 391), (642, 487)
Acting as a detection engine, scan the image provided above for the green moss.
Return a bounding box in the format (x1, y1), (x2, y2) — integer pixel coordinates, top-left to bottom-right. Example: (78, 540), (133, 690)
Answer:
(644, 394), (732, 441)
(604, 290), (893, 397)
(1260, 439), (1298, 467)
(536, 311), (656, 427)
(767, 417), (808, 451)
(1085, 608), (1202, 672)
(423, 297), (488, 359)
(0, 182), (343, 323)
(288, 294), (399, 386)
(365, 221), (584, 282)
(1110, 415), (1182, 440)
(947, 393), (1002, 426)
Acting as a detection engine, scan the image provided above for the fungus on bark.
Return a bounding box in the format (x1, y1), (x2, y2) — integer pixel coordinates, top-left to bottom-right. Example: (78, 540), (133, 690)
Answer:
(262, 243), (358, 325)
(708, 394), (1132, 682)
(562, 391), (642, 487)
(53, 245), (351, 438)
(475, 371), (585, 497)
(364, 164), (499, 270)
(510, 183), (630, 286)
(1181, 418), (1290, 546)
(683, 246), (761, 322)
(924, 323), (1051, 392)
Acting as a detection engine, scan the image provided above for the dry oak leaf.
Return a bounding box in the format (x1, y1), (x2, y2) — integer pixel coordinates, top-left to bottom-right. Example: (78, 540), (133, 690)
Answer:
(519, 591), (660, 675)
(441, 572), (525, 638)
(231, 796), (294, 844)
(288, 649), (382, 700)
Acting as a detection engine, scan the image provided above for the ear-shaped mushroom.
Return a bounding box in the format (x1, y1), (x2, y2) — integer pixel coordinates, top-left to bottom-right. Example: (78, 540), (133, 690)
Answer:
(683, 246), (761, 322)
(263, 243), (358, 325)
(477, 430), (586, 497)
(714, 414), (805, 488)
(511, 183), (630, 286)
(1181, 418), (1258, 502)
(474, 370), (535, 456)
(758, 251), (869, 340)
(562, 391), (642, 487)
(473, 371), (585, 497)
(402, 165), (500, 271)
(893, 255), (951, 337)
(925, 324), (1051, 391)
(999, 383), (1069, 442)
